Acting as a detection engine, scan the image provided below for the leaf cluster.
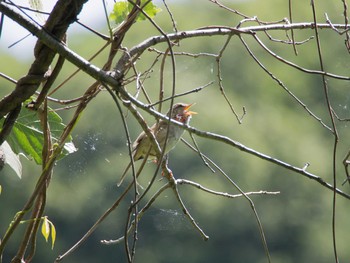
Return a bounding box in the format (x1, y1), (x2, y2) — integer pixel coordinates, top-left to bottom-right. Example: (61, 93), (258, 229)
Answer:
(109, 0), (161, 25)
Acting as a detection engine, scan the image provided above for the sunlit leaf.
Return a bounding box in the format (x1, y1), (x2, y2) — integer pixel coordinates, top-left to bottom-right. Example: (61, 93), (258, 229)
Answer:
(41, 217), (50, 242)
(109, 0), (130, 25)
(64, 141), (78, 155)
(40, 216), (56, 249)
(49, 220), (56, 249)
(136, 0), (162, 21)
(109, 0), (161, 25)
(0, 102), (77, 165)
(0, 141), (22, 178)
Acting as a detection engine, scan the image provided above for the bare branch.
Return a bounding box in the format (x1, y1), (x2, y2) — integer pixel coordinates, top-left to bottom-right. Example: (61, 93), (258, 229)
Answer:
(240, 35), (333, 132)
(311, 2), (340, 261)
(177, 179), (280, 198)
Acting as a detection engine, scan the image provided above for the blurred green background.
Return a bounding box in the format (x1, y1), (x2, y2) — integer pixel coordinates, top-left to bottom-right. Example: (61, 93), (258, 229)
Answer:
(1, 0), (350, 262)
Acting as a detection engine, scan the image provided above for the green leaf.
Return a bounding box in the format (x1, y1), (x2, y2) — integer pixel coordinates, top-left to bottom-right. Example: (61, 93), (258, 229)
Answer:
(1, 103), (77, 165)
(109, 0), (161, 25)
(136, 1), (162, 22)
(109, 0), (130, 25)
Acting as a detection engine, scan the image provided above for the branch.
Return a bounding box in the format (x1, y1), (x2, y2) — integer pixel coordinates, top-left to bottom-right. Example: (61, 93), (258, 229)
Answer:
(1, 1), (349, 96)
(177, 179), (280, 198)
(310, 2), (340, 262)
(116, 23), (350, 71)
(0, 0), (88, 119)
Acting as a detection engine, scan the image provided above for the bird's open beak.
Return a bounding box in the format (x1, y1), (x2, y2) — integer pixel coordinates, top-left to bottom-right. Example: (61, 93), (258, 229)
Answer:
(184, 103), (197, 116)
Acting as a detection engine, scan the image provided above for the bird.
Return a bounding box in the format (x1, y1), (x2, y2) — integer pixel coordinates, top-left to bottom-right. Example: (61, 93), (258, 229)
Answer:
(117, 103), (197, 186)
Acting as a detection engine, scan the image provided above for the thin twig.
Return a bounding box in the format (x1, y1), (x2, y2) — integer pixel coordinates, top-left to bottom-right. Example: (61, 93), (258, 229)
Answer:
(148, 47), (217, 57)
(342, 151), (350, 185)
(240, 35), (333, 132)
(0, 72), (17, 84)
(177, 179), (280, 197)
(310, 2), (339, 262)
(188, 133), (215, 173)
(216, 35), (244, 124)
(252, 33), (349, 80)
(209, 0), (251, 19)
(25, 100), (52, 262)
(341, 0), (350, 52)
(101, 182), (172, 245)
(55, 83), (135, 262)
(183, 136), (273, 262)
(288, 0), (298, 55)
(55, 179), (135, 262)
(166, 172), (209, 241)
(162, 0), (177, 32)
(191, 147), (272, 262)
(125, 0), (179, 212)
(48, 42), (110, 96)
(149, 81), (215, 107)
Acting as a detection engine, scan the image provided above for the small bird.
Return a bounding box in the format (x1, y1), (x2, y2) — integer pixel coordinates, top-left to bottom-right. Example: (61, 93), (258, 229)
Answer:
(117, 103), (197, 186)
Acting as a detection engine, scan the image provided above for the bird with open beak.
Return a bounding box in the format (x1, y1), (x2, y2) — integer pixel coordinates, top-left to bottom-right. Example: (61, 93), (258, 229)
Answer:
(117, 103), (197, 186)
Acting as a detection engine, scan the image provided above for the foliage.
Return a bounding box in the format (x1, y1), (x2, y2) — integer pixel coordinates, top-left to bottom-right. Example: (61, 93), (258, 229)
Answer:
(109, 0), (161, 25)
(41, 216), (56, 250)
(2, 101), (76, 166)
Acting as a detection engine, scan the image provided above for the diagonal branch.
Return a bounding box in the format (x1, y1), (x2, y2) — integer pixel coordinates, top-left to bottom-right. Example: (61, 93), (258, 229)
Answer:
(0, 0), (88, 119)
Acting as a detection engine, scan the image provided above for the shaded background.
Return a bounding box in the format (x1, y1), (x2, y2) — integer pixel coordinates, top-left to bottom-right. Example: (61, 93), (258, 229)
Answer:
(1, 0), (350, 262)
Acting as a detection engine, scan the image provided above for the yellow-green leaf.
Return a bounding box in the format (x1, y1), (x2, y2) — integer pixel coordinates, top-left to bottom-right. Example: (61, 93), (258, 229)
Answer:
(109, 0), (161, 25)
(41, 217), (50, 242)
(109, 0), (129, 25)
(136, 1), (162, 22)
(49, 220), (56, 249)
